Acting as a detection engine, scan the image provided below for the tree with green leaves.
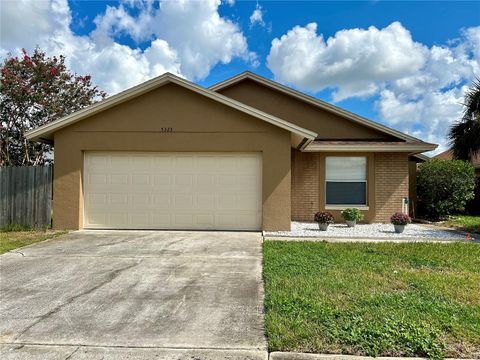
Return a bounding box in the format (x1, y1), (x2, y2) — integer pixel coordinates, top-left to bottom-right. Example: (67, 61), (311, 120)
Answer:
(448, 78), (480, 161)
(417, 159), (475, 220)
(0, 48), (106, 166)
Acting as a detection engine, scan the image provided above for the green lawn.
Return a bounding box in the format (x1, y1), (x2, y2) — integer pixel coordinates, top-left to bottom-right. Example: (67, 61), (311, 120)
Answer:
(0, 230), (66, 254)
(263, 241), (480, 359)
(445, 215), (480, 234)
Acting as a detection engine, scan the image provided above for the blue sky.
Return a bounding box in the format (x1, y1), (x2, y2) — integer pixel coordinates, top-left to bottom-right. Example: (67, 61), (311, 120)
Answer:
(1, 0), (479, 152)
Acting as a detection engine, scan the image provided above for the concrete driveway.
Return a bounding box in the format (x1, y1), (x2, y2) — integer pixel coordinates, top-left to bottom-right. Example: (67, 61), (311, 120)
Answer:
(0, 231), (266, 360)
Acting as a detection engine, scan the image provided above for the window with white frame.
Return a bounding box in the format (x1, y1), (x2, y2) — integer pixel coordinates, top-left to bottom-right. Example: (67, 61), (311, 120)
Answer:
(325, 157), (367, 205)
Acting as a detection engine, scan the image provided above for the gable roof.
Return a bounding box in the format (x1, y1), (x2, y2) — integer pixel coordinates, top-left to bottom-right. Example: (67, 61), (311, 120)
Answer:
(210, 71), (428, 144)
(25, 73), (317, 148)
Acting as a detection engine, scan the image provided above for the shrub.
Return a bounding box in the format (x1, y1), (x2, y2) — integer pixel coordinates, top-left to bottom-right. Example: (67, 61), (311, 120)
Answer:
(417, 159), (475, 220)
(314, 211), (334, 224)
(341, 208), (364, 222)
(390, 212), (411, 226)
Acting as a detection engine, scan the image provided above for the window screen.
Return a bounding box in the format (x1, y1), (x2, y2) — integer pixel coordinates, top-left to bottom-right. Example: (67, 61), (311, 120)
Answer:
(326, 157), (367, 205)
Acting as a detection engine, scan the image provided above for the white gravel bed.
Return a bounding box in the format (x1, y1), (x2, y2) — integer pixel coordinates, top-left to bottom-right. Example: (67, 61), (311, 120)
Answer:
(264, 221), (475, 240)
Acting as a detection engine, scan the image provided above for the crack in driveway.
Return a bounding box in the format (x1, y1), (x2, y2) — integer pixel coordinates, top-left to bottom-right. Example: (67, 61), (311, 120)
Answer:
(12, 260), (142, 342)
(63, 345), (80, 360)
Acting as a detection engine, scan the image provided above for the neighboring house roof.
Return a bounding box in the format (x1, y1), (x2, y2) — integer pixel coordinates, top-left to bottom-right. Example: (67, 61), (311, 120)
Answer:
(25, 73), (317, 149)
(304, 140), (436, 153)
(210, 71), (430, 145)
(435, 149), (480, 169)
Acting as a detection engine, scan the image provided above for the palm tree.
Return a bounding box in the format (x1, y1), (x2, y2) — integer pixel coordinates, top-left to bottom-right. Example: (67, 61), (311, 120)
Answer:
(448, 78), (480, 161)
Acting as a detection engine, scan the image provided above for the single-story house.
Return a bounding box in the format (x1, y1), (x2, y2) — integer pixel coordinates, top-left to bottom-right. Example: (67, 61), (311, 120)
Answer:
(26, 72), (437, 231)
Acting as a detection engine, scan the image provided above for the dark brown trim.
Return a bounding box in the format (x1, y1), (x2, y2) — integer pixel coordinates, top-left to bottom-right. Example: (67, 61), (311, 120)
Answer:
(296, 137), (309, 150)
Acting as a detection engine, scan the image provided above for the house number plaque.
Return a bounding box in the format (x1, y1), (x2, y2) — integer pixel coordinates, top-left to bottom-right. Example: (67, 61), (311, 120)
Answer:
(160, 127), (174, 133)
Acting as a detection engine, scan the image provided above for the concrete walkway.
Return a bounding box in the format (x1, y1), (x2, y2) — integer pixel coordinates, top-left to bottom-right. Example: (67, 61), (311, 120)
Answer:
(0, 230), (267, 360)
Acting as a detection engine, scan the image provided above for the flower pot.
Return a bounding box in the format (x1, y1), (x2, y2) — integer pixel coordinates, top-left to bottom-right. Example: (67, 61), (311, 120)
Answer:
(346, 220), (356, 227)
(394, 224), (405, 233)
(318, 223), (329, 231)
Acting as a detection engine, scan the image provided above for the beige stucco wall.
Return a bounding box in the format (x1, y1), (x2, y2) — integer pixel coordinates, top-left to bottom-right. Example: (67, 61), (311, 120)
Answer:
(53, 83), (292, 231)
(217, 79), (398, 140)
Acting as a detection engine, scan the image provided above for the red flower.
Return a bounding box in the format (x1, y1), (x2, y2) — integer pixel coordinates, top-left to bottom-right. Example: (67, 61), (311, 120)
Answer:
(390, 212), (411, 225)
(50, 67), (58, 76)
(314, 211), (334, 224)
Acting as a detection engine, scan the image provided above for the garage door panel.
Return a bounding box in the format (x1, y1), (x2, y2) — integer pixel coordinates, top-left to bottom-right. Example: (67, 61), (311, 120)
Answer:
(154, 175), (172, 186)
(110, 193), (129, 205)
(217, 194), (236, 209)
(174, 194), (193, 208)
(175, 174), (193, 186)
(197, 174), (215, 187)
(84, 152), (262, 230)
(175, 156), (194, 171)
(218, 175), (236, 187)
(132, 174), (150, 185)
(152, 193), (171, 208)
(111, 174), (129, 185)
(129, 213), (150, 226)
(236, 194), (259, 210)
(197, 194), (215, 209)
(87, 193), (107, 206)
(88, 155), (108, 169)
(87, 212), (108, 226)
(196, 156), (217, 170)
(174, 214), (194, 227)
(110, 213), (128, 226)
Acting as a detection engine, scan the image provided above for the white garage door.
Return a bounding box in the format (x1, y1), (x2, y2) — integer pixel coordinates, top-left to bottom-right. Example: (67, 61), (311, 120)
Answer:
(83, 152), (262, 230)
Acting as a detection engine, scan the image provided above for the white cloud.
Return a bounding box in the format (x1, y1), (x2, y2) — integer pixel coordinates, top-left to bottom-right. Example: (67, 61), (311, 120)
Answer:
(92, 0), (256, 80)
(376, 87), (467, 151)
(267, 22), (428, 100)
(249, 3), (265, 28)
(267, 22), (480, 153)
(0, 0), (71, 52)
(0, 0), (254, 94)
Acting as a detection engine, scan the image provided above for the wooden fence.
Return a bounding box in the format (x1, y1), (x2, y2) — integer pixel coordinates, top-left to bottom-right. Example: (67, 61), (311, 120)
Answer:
(0, 166), (53, 228)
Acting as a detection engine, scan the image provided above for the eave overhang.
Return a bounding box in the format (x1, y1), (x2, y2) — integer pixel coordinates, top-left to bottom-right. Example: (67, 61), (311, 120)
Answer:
(303, 141), (437, 154)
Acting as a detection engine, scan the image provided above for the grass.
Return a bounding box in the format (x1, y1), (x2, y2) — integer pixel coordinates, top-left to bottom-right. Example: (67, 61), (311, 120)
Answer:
(263, 241), (480, 359)
(0, 227), (66, 254)
(445, 215), (480, 234)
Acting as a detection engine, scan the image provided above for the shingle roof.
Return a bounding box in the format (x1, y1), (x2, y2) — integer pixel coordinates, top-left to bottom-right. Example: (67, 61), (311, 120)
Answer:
(435, 149), (480, 168)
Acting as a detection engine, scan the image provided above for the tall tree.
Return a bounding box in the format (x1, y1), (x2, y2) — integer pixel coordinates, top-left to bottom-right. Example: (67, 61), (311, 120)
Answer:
(448, 78), (480, 161)
(0, 49), (106, 166)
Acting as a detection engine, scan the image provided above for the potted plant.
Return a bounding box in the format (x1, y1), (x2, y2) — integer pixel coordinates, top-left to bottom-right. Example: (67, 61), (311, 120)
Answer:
(341, 208), (364, 227)
(390, 212), (411, 233)
(314, 211), (334, 231)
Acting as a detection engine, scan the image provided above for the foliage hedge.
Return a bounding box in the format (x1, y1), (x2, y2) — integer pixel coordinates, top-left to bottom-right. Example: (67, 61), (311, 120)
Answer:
(417, 159), (475, 220)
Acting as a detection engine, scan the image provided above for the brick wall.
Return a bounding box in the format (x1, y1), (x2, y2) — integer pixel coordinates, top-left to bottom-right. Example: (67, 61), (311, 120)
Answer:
(374, 153), (409, 222)
(291, 150), (319, 221)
